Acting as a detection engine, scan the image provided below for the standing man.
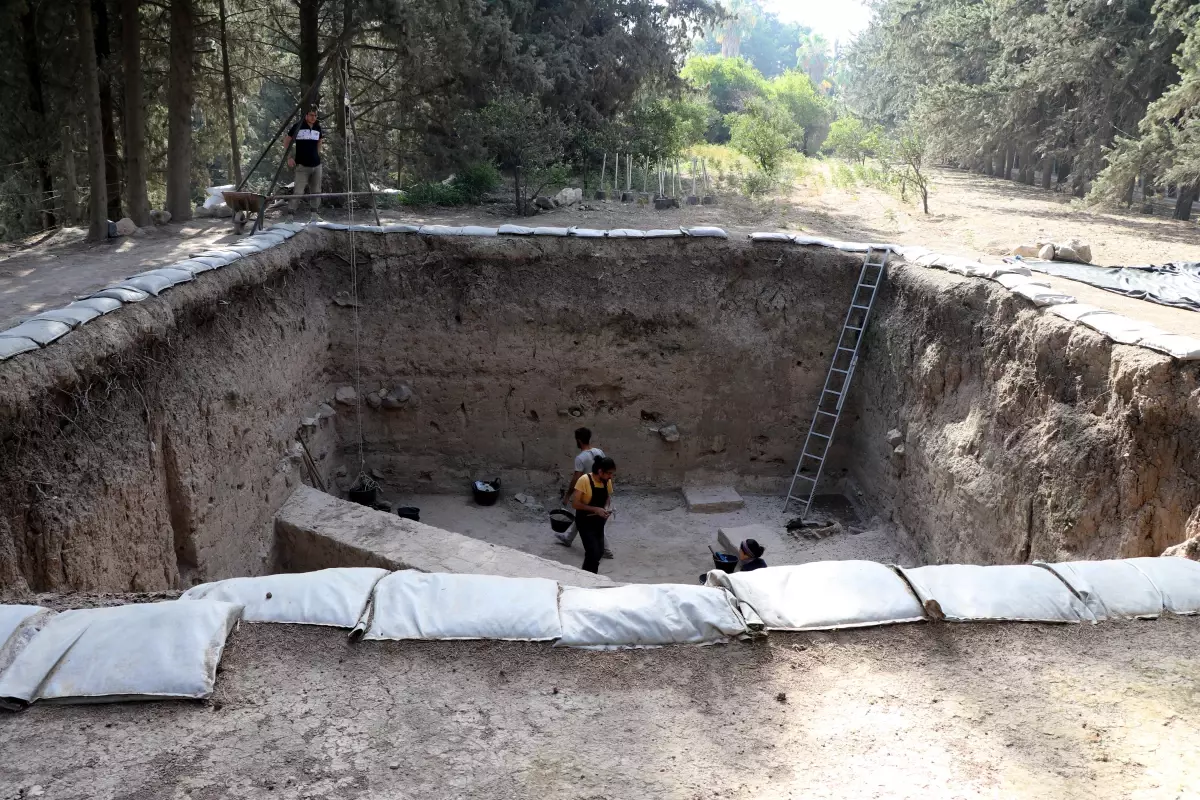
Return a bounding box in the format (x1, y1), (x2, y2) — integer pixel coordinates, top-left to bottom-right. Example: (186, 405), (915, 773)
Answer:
(571, 456), (617, 574)
(555, 427), (612, 558)
(284, 104), (323, 220)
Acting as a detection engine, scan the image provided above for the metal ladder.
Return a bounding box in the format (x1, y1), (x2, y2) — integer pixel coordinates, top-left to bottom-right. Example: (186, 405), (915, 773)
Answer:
(783, 246), (890, 515)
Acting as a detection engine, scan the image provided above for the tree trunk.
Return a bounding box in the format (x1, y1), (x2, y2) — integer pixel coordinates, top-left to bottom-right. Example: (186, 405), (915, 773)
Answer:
(166, 0), (195, 221)
(1002, 149), (1013, 180)
(1020, 147), (1034, 184)
(76, 0), (108, 240)
(217, 0), (241, 186)
(1040, 157), (1052, 190)
(93, 0), (122, 221)
(299, 0), (320, 99)
(121, 0), (149, 225)
(61, 124), (80, 224)
(1141, 174), (1157, 214)
(1121, 179), (1135, 207)
(513, 165), (522, 216)
(335, 0), (351, 143)
(19, 4), (56, 229)
(1174, 185), (1197, 221)
(1057, 156), (1071, 187)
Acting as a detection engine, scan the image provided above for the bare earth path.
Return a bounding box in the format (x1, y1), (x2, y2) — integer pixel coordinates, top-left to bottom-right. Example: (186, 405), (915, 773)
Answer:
(4, 167), (1200, 333)
(1, 618), (1197, 799)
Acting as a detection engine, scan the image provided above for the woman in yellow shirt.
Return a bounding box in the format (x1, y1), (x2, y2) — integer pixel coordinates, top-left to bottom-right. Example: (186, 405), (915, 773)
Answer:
(571, 456), (616, 573)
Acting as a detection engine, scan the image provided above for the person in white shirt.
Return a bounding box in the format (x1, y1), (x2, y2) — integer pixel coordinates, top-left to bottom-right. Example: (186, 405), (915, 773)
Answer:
(554, 427), (612, 557)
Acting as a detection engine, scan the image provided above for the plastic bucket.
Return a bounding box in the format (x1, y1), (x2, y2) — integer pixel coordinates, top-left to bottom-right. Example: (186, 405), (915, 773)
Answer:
(472, 479), (500, 506)
(711, 552), (738, 574)
(395, 506), (420, 522)
(347, 476), (379, 508)
(549, 509), (575, 533)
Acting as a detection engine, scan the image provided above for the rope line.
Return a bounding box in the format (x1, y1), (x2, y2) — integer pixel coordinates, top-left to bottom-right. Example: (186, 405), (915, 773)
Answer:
(342, 51), (366, 479)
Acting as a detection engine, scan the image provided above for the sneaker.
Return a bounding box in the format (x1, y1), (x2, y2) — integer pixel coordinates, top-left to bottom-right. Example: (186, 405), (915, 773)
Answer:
(554, 534), (573, 547)
(602, 549), (613, 559)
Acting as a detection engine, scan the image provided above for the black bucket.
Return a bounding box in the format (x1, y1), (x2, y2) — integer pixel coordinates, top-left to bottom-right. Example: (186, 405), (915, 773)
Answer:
(347, 475), (379, 508)
(472, 479), (500, 506)
(549, 509), (575, 533)
(711, 551), (738, 574)
(395, 506), (420, 522)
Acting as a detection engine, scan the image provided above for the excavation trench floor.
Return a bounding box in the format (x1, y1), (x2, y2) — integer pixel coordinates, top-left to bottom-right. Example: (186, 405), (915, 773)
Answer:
(2, 618), (1198, 799)
(389, 489), (919, 584)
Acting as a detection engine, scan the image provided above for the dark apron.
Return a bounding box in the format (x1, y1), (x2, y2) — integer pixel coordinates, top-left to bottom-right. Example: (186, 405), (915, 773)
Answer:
(578, 476), (610, 530)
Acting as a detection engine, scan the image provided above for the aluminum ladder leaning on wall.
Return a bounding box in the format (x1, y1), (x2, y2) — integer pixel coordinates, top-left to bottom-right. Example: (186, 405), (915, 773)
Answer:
(783, 246), (891, 516)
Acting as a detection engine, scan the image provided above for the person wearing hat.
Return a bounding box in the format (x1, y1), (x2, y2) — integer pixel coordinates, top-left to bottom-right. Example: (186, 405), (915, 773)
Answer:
(284, 104), (323, 219)
(737, 539), (767, 572)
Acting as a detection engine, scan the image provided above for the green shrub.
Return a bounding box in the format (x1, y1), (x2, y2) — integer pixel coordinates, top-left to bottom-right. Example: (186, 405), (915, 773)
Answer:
(453, 163), (502, 203)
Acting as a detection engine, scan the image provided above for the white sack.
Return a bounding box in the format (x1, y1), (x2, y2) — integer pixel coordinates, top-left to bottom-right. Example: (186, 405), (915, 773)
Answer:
(568, 227), (606, 238)
(383, 223), (420, 234)
(0, 319), (72, 346)
(68, 297), (122, 315)
(0, 606), (54, 677)
(1046, 303), (1106, 322)
(898, 564), (1092, 622)
(347, 224), (383, 233)
(460, 226), (499, 237)
(556, 584), (748, 649)
(497, 224), (534, 235)
(749, 232), (792, 242)
(706, 561), (926, 631)
(645, 228), (686, 238)
(358, 571), (561, 641)
(32, 307), (97, 328)
(686, 227), (728, 238)
(1138, 333), (1200, 360)
(1009, 283), (1076, 307)
(1126, 557), (1200, 614)
(203, 185), (235, 209)
(1037, 560), (1163, 620)
(606, 229), (645, 238)
(0, 337), (39, 360)
(314, 221), (350, 231)
(993, 273), (1050, 290)
(0, 600), (242, 708)
(182, 568), (387, 628)
(967, 264), (1031, 279)
(1078, 313), (1165, 345)
(532, 227), (570, 237)
(791, 234), (839, 248)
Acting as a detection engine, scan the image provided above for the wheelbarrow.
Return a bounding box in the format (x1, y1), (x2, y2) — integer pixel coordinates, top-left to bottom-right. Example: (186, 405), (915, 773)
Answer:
(221, 191), (269, 234)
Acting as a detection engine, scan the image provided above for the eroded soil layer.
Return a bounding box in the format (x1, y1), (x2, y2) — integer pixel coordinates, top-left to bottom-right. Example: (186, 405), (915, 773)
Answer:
(849, 262), (1200, 562)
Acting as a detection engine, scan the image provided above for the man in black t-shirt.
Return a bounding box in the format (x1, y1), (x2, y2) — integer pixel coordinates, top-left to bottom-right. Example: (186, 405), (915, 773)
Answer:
(284, 105), (323, 218)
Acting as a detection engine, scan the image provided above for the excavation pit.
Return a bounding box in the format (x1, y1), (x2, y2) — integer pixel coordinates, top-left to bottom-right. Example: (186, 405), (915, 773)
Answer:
(2, 230), (1199, 595)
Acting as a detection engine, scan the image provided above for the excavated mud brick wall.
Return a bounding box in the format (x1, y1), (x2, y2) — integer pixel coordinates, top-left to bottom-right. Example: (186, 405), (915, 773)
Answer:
(848, 262), (1200, 563)
(321, 235), (863, 493)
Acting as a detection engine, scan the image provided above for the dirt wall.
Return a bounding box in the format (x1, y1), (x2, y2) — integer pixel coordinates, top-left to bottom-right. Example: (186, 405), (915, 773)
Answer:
(847, 262), (1200, 563)
(319, 235), (863, 493)
(0, 240), (333, 596)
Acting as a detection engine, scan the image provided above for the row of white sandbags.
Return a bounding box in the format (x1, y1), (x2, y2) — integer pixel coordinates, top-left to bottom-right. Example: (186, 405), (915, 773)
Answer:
(0, 223), (305, 362)
(704, 558), (1200, 630)
(315, 220), (729, 239)
(180, 568), (752, 648)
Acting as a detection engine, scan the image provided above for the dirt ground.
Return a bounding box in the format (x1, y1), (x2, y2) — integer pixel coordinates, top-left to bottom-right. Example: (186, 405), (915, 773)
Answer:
(4, 165), (1200, 332)
(400, 490), (916, 584)
(1, 616), (1197, 799)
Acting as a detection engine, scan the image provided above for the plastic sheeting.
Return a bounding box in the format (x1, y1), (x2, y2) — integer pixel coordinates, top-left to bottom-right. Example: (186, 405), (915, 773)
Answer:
(0, 600), (242, 708)
(0, 606), (53, 677)
(1024, 259), (1200, 312)
(181, 567), (387, 628)
(357, 572), (561, 642)
(0, 319), (72, 346)
(1038, 560), (1163, 620)
(706, 561), (926, 631)
(898, 564), (1092, 623)
(556, 584), (748, 649)
(1126, 557), (1200, 614)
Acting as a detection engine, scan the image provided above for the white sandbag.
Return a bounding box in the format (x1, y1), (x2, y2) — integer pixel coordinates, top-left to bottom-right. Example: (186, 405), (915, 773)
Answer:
(358, 571), (561, 641)
(347, 224), (383, 233)
(1046, 302), (1106, 322)
(68, 297), (122, 315)
(970, 263), (1033, 279)
(532, 226), (570, 237)
(116, 274), (174, 297)
(459, 225), (498, 237)
(1138, 333), (1200, 360)
(32, 307), (98, 328)
(1126, 557), (1200, 614)
(268, 221), (308, 234)
(749, 232), (792, 242)
(92, 286), (149, 303)
(0, 606), (54, 677)
(1009, 283), (1076, 307)
(181, 568), (387, 628)
(940, 256), (982, 275)
(0, 319), (72, 346)
(135, 267), (195, 286)
(605, 228), (645, 238)
(645, 228), (686, 238)
(568, 227), (607, 238)
(0, 600), (242, 708)
(685, 226), (728, 238)
(1078, 313), (1165, 345)
(897, 245), (932, 261)
(0, 337), (38, 360)
(706, 561), (926, 631)
(497, 224), (534, 235)
(171, 259), (221, 275)
(250, 232), (288, 246)
(382, 223), (420, 234)
(556, 584), (748, 649)
(419, 225), (462, 236)
(992, 273), (1050, 290)
(314, 221), (350, 231)
(791, 234), (838, 248)
(202, 185), (234, 209)
(898, 564), (1092, 623)
(1038, 560), (1163, 620)
(913, 252), (941, 267)
(193, 250), (242, 265)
